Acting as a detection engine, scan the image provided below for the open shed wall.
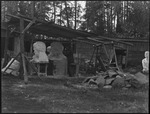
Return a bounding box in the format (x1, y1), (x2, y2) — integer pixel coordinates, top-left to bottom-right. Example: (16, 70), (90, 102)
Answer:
(126, 41), (149, 66)
(76, 40), (149, 66)
(76, 42), (94, 61)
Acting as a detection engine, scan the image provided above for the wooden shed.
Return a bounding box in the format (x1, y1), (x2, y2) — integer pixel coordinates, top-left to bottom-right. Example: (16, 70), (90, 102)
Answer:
(2, 14), (97, 58)
(1, 14), (98, 77)
(116, 38), (149, 66)
(74, 36), (149, 69)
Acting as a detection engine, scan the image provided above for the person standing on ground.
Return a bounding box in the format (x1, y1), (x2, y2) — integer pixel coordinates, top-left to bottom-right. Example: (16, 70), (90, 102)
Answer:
(142, 51), (149, 73)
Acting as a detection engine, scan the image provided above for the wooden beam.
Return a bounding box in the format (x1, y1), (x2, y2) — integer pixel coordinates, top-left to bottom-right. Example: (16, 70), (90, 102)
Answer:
(3, 23), (9, 66)
(4, 23), (9, 60)
(94, 36), (133, 46)
(20, 18), (28, 84)
(6, 13), (95, 38)
(6, 13), (31, 22)
(2, 53), (21, 74)
(114, 45), (126, 49)
(102, 44), (109, 60)
(22, 18), (36, 34)
(87, 37), (106, 44)
(18, 14), (46, 24)
(95, 42), (113, 47)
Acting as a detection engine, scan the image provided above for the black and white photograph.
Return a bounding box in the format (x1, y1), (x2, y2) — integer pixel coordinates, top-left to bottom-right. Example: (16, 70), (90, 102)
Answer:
(1, 1), (149, 113)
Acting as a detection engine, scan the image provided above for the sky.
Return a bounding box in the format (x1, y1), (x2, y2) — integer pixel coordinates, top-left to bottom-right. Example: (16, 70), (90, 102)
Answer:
(78, 1), (86, 8)
(78, 1), (86, 15)
(69, 1), (86, 28)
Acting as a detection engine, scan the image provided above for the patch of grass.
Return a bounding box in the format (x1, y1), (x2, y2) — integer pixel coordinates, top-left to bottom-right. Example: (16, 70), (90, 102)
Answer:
(2, 75), (149, 113)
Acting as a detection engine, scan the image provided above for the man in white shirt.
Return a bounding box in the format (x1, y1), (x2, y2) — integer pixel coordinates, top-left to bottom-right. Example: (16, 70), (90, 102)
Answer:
(142, 51), (149, 73)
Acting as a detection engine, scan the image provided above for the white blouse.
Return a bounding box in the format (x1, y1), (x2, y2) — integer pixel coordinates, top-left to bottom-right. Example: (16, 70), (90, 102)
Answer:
(142, 58), (149, 71)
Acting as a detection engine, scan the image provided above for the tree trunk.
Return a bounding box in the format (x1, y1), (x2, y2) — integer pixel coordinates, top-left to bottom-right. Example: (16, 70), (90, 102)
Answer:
(114, 14), (116, 32)
(106, 2), (110, 36)
(65, 1), (70, 28)
(126, 1), (128, 22)
(39, 1), (42, 20)
(53, 1), (56, 23)
(60, 2), (62, 25)
(31, 1), (35, 18)
(103, 2), (106, 33)
(107, 7), (109, 35)
(110, 1), (113, 34)
(121, 1), (123, 24)
(74, 1), (77, 30)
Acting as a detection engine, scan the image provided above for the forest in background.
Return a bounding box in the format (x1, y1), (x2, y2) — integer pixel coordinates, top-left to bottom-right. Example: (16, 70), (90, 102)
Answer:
(1, 1), (149, 39)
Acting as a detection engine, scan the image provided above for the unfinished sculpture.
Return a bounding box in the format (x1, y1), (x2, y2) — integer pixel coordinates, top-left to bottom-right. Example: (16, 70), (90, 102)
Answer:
(48, 42), (67, 77)
(31, 41), (49, 63)
(46, 46), (54, 75)
(142, 51), (149, 73)
(47, 46), (51, 54)
(1, 58), (20, 76)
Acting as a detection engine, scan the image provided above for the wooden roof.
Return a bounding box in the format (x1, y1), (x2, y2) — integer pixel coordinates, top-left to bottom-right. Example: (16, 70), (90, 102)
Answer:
(6, 15), (97, 39)
(4, 14), (140, 46)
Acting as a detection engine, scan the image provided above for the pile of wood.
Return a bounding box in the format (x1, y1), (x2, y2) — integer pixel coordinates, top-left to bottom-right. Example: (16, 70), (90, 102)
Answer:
(82, 70), (149, 89)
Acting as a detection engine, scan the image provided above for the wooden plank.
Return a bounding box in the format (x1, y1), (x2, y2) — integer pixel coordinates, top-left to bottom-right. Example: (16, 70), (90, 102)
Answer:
(6, 13), (31, 22)
(22, 19), (36, 34)
(95, 42), (113, 47)
(94, 36), (133, 46)
(3, 23), (9, 67)
(87, 37), (105, 44)
(102, 44), (109, 60)
(125, 46), (129, 67)
(2, 53), (21, 74)
(113, 46), (120, 71)
(6, 13), (96, 38)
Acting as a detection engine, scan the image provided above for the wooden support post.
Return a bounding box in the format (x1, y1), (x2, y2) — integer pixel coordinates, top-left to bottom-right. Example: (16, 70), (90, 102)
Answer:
(75, 46), (80, 77)
(21, 19), (35, 34)
(125, 46), (129, 67)
(89, 46), (96, 64)
(20, 18), (28, 84)
(113, 45), (120, 71)
(24, 55), (38, 73)
(94, 47), (98, 74)
(102, 44), (109, 60)
(3, 23), (9, 67)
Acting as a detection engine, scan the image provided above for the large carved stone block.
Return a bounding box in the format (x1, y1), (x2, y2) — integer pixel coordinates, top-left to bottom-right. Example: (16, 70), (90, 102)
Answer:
(31, 41), (49, 63)
(48, 42), (67, 77)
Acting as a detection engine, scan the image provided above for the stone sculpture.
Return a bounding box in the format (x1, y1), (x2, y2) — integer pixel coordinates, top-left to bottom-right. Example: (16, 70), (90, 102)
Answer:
(31, 41), (49, 63)
(48, 42), (67, 77)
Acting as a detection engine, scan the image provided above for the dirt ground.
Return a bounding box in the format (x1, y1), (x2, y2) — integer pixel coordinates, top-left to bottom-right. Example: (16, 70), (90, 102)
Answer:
(2, 69), (149, 113)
